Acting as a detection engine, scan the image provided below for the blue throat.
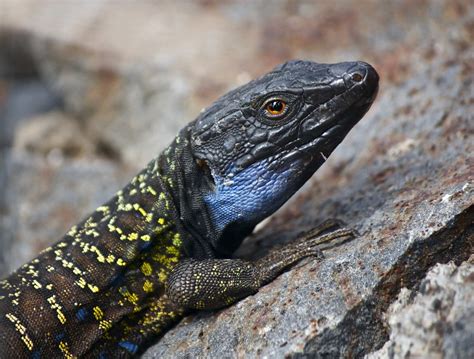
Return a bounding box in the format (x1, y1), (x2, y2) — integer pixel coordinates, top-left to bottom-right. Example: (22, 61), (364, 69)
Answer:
(204, 158), (306, 232)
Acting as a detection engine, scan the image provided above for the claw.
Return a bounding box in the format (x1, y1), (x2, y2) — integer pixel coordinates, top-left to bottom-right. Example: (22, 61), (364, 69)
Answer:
(320, 218), (347, 229)
(296, 219), (357, 244)
(296, 220), (335, 238)
(312, 249), (325, 260)
(351, 228), (361, 237)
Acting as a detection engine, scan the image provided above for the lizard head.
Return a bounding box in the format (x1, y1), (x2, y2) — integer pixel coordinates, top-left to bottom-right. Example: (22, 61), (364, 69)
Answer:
(181, 60), (378, 255)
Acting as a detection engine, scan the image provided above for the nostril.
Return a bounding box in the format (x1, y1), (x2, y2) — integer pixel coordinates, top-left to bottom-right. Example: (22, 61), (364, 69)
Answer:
(351, 73), (363, 82)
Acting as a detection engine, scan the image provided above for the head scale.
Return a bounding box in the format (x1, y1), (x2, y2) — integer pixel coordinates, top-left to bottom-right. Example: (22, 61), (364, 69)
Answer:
(170, 60), (378, 257)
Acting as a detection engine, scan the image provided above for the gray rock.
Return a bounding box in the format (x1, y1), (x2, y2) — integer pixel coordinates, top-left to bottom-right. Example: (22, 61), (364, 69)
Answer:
(32, 52), (194, 166)
(366, 257), (474, 359)
(13, 111), (95, 157)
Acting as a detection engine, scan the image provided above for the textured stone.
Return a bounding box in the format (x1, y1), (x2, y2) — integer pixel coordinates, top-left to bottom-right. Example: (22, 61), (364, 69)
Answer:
(13, 111), (95, 158)
(366, 256), (474, 359)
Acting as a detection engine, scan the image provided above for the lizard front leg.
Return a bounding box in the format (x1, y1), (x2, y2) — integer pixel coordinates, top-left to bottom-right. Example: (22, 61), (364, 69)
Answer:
(166, 221), (355, 310)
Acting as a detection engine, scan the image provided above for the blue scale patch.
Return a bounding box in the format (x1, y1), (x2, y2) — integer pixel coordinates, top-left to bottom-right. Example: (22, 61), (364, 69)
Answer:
(76, 307), (88, 321)
(118, 341), (139, 354)
(55, 332), (65, 342)
(205, 160), (302, 231)
(31, 352), (41, 359)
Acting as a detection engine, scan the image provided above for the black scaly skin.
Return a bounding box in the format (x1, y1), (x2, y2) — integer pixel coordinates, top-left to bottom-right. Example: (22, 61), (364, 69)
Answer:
(0, 60), (379, 358)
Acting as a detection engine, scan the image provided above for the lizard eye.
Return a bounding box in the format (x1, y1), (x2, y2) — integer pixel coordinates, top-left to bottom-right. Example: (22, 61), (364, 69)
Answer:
(263, 98), (288, 118)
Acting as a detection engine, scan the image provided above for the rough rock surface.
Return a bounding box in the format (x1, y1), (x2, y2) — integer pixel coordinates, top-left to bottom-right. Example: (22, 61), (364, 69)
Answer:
(0, 0), (472, 358)
(366, 256), (474, 359)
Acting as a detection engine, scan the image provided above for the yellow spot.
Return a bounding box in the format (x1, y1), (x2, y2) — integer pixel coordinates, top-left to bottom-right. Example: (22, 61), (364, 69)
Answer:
(141, 262), (153, 276)
(147, 186), (157, 195)
(67, 226), (78, 236)
(21, 335), (34, 351)
(119, 287), (139, 305)
(57, 312), (67, 324)
(47, 295), (67, 324)
(58, 341), (74, 359)
(93, 306), (104, 320)
(141, 234), (151, 242)
(158, 269), (168, 282)
(85, 229), (100, 237)
(61, 260), (72, 269)
(128, 232), (138, 241)
(76, 278), (87, 288)
(143, 280), (154, 293)
(97, 206), (110, 214)
(118, 202), (133, 211)
(40, 246), (53, 254)
(84, 218), (97, 228)
(158, 218), (165, 225)
(26, 268), (39, 277)
(99, 319), (112, 331)
(166, 246), (180, 257)
(116, 258), (127, 266)
(32, 280), (42, 289)
(89, 245), (106, 263)
(173, 232), (182, 246)
(88, 284), (100, 293)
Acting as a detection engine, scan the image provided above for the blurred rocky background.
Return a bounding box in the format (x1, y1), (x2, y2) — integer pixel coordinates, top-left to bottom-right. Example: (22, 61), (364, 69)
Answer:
(0, 0), (472, 358)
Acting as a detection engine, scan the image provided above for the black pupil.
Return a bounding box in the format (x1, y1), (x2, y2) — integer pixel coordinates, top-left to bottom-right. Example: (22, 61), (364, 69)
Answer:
(269, 100), (283, 112)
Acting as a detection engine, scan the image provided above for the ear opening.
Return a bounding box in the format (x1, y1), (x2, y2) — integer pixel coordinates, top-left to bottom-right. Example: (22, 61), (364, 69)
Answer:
(196, 158), (216, 190)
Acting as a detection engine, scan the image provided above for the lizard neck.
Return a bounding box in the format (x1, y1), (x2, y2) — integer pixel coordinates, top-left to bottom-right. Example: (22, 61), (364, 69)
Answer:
(160, 128), (253, 259)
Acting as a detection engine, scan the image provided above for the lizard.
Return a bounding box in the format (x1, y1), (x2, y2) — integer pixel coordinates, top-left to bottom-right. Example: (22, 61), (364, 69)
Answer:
(0, 60), (379, 358)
